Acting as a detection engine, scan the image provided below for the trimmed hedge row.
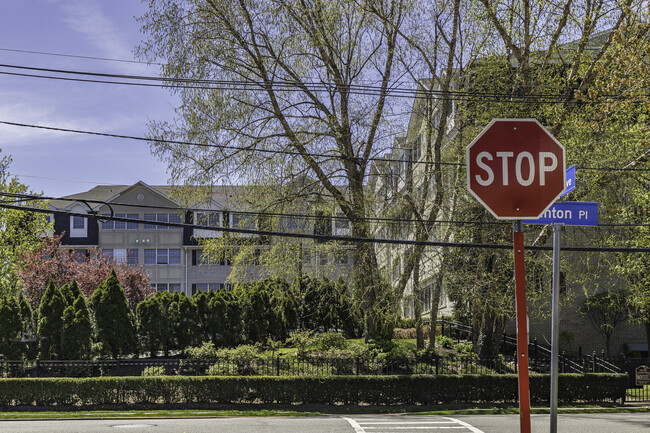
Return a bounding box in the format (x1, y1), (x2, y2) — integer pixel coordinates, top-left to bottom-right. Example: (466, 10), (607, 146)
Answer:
(0, 374), (626, 407)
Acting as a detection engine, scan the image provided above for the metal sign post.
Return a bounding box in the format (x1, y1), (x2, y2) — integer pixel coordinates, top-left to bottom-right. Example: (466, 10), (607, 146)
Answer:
(550, 223), (561, 433)
(525, 201), (598, 433)
(514, 220), (531, 433)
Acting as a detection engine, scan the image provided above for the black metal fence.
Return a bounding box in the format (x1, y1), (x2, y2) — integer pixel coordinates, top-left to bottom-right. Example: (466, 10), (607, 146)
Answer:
(0, 354), (629, 379)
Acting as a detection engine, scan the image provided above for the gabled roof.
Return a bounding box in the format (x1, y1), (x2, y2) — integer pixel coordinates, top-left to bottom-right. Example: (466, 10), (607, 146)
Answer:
(46, 181), (258, 212)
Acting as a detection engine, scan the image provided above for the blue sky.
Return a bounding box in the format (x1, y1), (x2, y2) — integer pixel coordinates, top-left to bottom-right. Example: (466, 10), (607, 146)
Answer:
(0, 0), (177, 197)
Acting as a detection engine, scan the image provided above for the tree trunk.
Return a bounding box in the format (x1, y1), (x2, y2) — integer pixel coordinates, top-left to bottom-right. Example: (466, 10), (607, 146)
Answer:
(413, 259), (424, 350)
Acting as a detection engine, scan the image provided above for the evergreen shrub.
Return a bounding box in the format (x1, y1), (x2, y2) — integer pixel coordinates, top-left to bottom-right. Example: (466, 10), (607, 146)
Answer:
(0, 374), (627, 407)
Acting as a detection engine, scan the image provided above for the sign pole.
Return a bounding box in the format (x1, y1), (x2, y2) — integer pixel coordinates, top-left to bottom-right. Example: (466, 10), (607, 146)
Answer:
(550, 223), (561, 432)
(513, 220), (531, 433)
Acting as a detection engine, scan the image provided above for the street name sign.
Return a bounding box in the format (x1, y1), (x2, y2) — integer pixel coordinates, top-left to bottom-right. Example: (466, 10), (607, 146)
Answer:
(523, 202), (597, 226)
(466, 119), (566, 219)
(561, 165), (575, 197)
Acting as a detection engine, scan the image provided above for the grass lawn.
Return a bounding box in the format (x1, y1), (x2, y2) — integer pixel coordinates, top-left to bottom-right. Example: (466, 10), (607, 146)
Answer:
(0, 405), (647, 420)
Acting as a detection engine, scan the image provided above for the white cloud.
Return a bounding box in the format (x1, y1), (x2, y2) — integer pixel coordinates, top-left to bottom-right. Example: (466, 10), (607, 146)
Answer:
(59, 0), (148, 74)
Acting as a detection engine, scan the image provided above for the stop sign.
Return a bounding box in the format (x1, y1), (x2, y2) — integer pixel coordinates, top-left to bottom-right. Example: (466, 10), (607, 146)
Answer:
(466, 119), (565, 219)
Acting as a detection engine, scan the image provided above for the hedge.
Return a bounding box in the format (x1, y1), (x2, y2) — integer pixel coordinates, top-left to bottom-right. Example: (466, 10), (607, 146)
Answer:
(0, 374), (627, 407)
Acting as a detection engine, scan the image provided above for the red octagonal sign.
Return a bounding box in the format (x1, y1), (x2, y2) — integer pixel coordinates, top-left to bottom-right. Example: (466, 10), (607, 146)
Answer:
(466, 119), (565, 219)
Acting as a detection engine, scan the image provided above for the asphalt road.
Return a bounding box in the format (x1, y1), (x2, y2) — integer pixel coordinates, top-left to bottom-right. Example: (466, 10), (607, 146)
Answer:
(1, 413), (649, 433)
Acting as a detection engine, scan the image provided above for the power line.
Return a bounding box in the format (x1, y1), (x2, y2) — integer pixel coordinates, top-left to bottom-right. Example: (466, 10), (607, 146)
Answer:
(0, 47), (165, 66)
(0, 120), (461, 167)
(1, 62), (643, 103)
(2, 202), (648, 253)
(5, 191), (650, 230)
(2, 120), (649, 173)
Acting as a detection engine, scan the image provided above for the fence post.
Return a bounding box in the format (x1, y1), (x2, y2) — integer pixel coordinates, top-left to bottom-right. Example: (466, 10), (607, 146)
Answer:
(435, 355), (439, 375)
(356, 357), (360, 376)
(562, 351), (566, 373)
(276, 355), (281, 376)
(514, 351), (518, 373)
(534, 337), (538, 361)
(592, 352), (596, 372)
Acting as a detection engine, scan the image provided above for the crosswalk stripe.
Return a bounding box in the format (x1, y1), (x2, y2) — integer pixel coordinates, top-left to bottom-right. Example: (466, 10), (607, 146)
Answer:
(342, 416), (485, 433)
(443, 417), (486, 433)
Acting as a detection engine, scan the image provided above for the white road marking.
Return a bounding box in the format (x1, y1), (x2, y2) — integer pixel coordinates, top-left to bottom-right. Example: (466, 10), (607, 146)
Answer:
(444, 417), (486, 433)
(362, 427), (465, 430)
(343, 417), (367, 433)
(360, 422), (457, 424)
(343, 416), (486, 433)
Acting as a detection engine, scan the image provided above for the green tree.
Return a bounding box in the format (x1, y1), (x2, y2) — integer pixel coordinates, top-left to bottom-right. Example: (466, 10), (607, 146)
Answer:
(60, 280), (83, 306)
(37, 280), (65, 359)
(170, 292), (199, 351)
(208, 289), (243, 347)
(237, 282), (271, 343)
(0, 151), (50, 297)
(192, 290), (210, 342)
(61, 294), (92, 360)
(0, 294), (23, 359)
(90, 270), (137, 358)
(582, 288), (630, 357)
(137, 0), (409, 338)
(136, 293), (168, 357)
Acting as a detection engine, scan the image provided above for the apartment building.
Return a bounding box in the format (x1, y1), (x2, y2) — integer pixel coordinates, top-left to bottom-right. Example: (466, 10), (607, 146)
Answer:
(47, 181), (353, 296)
(369, 79), (457, 320)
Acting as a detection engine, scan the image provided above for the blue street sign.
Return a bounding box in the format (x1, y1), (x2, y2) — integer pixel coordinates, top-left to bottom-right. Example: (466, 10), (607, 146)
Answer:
(560, 165), (575, 197)
(524, 202), (598, 226)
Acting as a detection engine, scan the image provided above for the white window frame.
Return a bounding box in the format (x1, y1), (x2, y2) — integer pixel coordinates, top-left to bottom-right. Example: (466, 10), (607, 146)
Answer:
(70, 215), (87, 238)
(194, 211), (222, 238)
(230, 213), (255, 237)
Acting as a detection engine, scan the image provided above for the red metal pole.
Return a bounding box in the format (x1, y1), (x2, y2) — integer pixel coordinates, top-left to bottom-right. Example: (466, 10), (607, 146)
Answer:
(514, 222), (531, 433)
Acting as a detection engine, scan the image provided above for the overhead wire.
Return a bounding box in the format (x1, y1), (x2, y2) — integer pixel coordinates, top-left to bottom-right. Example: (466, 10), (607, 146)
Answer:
(3, 191), (650, 229)
(1, 63), (644, 103)
(0, 47), (164, 66)
(2, 202), (648, 253)
(1, 120), (648, 172)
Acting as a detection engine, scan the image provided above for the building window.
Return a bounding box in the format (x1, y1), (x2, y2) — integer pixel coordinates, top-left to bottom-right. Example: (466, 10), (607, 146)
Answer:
(144, 213), (181, 230)
(114, 248), (128, 263)
(70, 215), (87, 238)
(127, 214), (139, 229)
(103, 249), (114, 261)
(157, 249), (168, 264)
(156, 283), (168, 292)
(231, 213), (256, 237)
(156, 213), (168, 230)
(72, 216), (85, 229)
(102, 213), (139, 230)
(144, 249), (156, 265)
(168, 213), (181, 229)
(280, 216), (306, 231)
(127, 248), (138, 265)
(144, 249), (181, 265)
(101, 216), (114, 230)
(196, 249), (216, 266)
(169, 249), (181, 265)
(196, 212), (220, 227)
(114, 214), (126, 230)
(169, 283), (181, 292)
(73, 250), (87, 263)
(144, 214), (157, 230)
